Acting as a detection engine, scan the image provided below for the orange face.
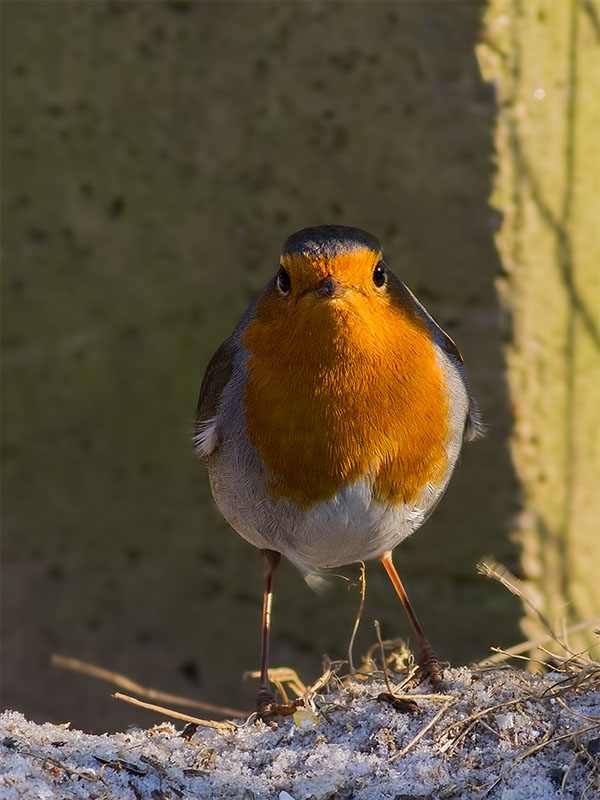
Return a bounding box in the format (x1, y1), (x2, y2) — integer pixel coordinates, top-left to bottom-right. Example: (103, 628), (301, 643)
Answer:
(278, 249), (383, 299)
(243, 248), (449, 508)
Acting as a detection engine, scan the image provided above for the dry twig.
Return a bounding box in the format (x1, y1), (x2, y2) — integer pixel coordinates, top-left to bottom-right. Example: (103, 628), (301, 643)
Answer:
(375, 619), (394, 696)
(52, 654), (248, 718)
(437, 695), (532, 740)
(347, 562), (366, 674)
(245, 667), (307, 700)
(20, 750), (105, 784)
(112, 693), (236, 731)
(481, 724), (600, 796)
(477, 559), (574, 656)
(389, 697), (455, 761)
(477, 618), (600, 667)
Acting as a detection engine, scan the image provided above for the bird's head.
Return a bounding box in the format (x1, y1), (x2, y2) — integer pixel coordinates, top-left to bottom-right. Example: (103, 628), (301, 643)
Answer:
(274, 225), (388, 310)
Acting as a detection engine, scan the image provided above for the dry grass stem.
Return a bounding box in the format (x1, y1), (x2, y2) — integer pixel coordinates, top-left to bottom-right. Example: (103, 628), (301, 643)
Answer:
(536, 643), (595, 672)
(374, 619), (394, 696)
(384, 693), (451, 702)
(439, 719), (479, 757)
(477, 619), (600, 668)
(112, 692), (236, 731)
(481, 724), (600, 796)
(390, 697), (455, 761)
(347, 562), (366, 674)
(52, 654), (248, 718)
(394, 664), (421, 692)
(477, 558), (574, 657)
(245, 667), (308, 699)
(20, 750), (104, 784)
(554, 696), (600, 723)
(306, 669), (334, 698)
(539, 664), (600, 698)
(437, 695), (532, 739)
(561, 751), (584, 796)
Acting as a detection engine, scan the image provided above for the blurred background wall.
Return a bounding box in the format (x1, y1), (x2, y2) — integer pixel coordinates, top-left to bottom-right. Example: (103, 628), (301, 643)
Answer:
(2, 0), (596, 733)
(477, 0), (600, 657)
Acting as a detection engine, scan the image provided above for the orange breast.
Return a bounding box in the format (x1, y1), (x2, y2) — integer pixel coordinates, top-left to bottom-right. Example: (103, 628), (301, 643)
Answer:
(243, 278), (449, 508)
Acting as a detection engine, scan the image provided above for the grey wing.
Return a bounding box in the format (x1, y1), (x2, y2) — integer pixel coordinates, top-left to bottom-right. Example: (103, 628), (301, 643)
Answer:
(194, 336), (237, 461)
(387, 271), (485, 442)
(194, 281), (275, 460)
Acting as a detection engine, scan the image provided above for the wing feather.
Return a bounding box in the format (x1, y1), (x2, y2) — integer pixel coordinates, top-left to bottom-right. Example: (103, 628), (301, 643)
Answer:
(194, 336), (236, 460)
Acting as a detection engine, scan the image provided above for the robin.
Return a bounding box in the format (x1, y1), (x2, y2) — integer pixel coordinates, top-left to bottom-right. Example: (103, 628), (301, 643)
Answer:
(195, 225), (482, 718)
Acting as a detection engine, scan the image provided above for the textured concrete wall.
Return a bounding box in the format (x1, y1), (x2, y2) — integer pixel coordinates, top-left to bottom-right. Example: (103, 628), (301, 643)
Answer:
(2, 1), (519, 732)
(478, 0), (600, 656)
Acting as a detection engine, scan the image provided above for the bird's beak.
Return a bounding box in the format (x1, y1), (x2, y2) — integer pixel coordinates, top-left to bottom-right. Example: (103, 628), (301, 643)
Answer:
(312, 276), (347, 299)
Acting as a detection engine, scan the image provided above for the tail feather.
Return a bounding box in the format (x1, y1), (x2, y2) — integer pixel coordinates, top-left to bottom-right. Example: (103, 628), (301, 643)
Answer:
(464, 397), (485, 442)
(303, 571), (332, 594)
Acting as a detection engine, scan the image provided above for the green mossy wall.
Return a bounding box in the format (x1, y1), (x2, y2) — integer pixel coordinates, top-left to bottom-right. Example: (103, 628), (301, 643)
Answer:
(479, 0), (600, 657)
(3, 0), (521, 732)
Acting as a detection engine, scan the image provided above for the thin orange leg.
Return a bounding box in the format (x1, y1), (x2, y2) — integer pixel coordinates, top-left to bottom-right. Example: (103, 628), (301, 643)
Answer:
(256, 549), (281, 718)
(380, 551), (443, 684)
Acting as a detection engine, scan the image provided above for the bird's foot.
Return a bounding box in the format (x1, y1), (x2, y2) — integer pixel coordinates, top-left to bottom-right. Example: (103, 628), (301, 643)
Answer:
(256, 686), (278, 724)
(418, 643), (444, 686)
(256, 686), (304, 725)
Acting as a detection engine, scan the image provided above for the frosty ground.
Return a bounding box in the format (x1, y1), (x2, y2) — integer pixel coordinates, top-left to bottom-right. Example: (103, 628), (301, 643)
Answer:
(2, 664), (599, 800)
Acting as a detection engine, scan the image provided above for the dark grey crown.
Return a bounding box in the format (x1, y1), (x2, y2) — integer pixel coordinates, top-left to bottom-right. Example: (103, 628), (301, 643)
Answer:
(282, 225), (382, 258)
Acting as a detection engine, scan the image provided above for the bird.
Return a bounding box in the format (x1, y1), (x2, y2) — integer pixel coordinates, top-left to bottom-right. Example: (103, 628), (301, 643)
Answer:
(194, 224), (483, 719)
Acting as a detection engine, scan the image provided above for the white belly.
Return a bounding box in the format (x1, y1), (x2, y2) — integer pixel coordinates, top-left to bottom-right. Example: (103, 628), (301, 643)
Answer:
(276, 477), (435, 570)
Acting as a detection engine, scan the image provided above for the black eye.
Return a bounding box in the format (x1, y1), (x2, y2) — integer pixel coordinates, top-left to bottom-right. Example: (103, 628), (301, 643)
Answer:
(276, 266), (291, 294)
(373, 261), (386, 288)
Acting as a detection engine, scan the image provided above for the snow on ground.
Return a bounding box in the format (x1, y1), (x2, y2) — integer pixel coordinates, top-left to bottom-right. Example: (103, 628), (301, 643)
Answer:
(1, 666), (599, 799)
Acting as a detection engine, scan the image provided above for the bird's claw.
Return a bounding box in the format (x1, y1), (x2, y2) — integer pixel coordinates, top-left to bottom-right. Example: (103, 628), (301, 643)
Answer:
(256, 687), (304, 724)
(418, 643), (444, 686)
